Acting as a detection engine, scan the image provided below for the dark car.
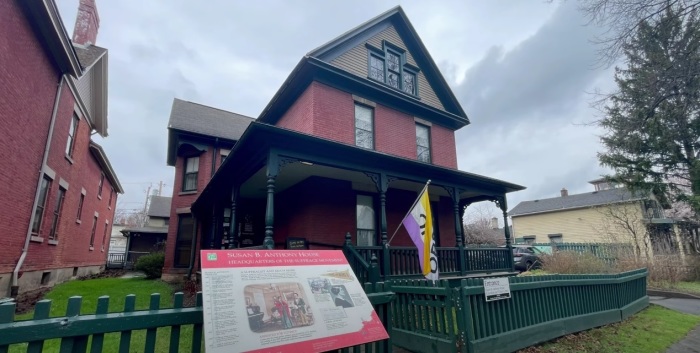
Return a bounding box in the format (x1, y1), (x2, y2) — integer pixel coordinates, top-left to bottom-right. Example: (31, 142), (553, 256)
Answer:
(511, 245), (542, 272)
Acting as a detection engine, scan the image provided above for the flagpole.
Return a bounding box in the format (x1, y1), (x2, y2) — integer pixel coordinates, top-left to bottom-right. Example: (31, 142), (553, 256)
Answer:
(386, 180), (431, 245)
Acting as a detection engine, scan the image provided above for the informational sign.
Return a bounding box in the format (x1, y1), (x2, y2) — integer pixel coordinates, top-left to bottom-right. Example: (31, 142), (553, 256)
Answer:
(200, 250), (389, 353)
(484, 277), (511, 302)
(286, 237), (308, 250)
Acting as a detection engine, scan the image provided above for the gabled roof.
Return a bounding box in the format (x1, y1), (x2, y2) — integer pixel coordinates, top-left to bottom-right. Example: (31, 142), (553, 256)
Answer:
(168, 98), (254, 141)
(88, 140), (123, 193)
(509, 188), (645, 217)
(147, 196), (172, 218)
(74, 44), (107, 69)
(19, 0), (82, 77)
(306, 6), (468, 122)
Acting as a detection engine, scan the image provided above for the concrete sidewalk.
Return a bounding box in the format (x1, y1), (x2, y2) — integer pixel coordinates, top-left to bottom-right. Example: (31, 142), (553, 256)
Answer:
(650, 295), (700, 353)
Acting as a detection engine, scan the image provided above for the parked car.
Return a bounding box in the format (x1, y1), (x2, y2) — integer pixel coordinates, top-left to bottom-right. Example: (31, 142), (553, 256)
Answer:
(511, 245), (542, 272)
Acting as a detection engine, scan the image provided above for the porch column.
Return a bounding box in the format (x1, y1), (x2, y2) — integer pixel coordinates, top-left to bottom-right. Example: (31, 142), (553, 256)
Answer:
(228, 184), (239, 249)
(379, 174), (389, 245)
(450, 187), (466, 275)
(263, 155), (279, 250)
(495, 195), (514, 272)
(209, 204), (219, 249)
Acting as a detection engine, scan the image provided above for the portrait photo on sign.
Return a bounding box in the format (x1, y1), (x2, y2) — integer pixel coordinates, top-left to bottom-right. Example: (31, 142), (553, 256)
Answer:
(330, 285), (354, 308)
(243, 282), (314, 333)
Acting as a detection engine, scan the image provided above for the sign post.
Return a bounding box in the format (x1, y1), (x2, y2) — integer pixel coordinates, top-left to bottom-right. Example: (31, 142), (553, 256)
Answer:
(200, 249), (389, 353)
(483, 277), (511, 302)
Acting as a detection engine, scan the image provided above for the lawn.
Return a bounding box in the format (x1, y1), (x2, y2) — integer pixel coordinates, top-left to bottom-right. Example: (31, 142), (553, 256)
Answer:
(9, 277), (202, 353)
(519, 304), (700, 353)
(650, 281), (700, 296)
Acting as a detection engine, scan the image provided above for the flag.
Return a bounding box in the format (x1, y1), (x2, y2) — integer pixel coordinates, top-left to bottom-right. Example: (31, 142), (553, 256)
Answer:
(401, 186), (438, 280)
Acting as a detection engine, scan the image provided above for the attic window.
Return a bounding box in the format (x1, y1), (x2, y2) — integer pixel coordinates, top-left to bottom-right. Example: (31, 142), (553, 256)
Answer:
(366, 41), (419, 96)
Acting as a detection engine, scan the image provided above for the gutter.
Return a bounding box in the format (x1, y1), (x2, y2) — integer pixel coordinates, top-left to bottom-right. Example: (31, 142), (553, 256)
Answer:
(186, 218), (198, 280)
(11, 75), (65, 297)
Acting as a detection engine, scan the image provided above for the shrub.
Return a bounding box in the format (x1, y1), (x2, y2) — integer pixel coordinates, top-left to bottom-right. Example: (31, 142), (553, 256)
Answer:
(134, 252), (165, 279)
(540, 251), (611, 274)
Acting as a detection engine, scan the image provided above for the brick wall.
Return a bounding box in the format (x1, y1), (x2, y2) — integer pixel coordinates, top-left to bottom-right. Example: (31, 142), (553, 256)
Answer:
(21, 83), (118, 273)
(0, 0), (60, 274)
(274, 81), (458, 169)
(163, 145), (215, 274)
(275, 176), (456, 248)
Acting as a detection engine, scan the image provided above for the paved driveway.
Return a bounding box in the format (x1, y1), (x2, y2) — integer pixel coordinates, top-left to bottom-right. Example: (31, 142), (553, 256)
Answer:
(649, 296), (700, 315)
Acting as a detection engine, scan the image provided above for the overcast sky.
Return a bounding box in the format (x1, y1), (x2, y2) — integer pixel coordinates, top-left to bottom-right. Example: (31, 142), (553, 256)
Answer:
(57, 0), (614, 219)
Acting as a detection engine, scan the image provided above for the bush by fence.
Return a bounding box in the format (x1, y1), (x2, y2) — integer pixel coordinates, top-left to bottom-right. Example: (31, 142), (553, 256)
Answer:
(134, 252), (165, 279)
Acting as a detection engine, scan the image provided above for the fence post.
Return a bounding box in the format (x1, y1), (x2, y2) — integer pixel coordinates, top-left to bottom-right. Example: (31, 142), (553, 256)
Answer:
(369, 254), (381, 285)
(455, 279), (473, 353)
(383, 244), (391, 281)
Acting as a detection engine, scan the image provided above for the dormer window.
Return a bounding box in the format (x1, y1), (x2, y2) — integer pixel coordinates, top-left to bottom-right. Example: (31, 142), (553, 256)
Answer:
(367, 41), (419, 96)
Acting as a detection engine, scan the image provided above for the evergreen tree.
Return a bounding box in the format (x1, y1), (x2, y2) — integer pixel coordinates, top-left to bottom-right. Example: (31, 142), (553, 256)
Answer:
(598, 6), (700, 216)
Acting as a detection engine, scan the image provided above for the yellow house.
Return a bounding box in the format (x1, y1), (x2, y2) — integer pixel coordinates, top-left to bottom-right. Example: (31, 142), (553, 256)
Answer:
(508, 179), (673, 246)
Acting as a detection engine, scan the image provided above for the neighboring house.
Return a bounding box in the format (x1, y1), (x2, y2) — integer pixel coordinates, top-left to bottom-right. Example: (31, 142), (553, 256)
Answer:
(108, 223), (127, 254)
(0, 0), (122, 297)
(160, 6), (525, 282)
(120, 196), (172, 257)
(509, 179), (672, 246)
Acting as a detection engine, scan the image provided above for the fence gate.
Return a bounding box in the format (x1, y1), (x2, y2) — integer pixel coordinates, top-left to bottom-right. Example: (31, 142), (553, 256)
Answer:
(390, 279), (466, 353)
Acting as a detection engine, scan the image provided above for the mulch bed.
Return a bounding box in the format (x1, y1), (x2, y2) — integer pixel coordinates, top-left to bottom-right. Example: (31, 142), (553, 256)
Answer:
(14, 287), (52, 314)
(76, 269), (126, 280)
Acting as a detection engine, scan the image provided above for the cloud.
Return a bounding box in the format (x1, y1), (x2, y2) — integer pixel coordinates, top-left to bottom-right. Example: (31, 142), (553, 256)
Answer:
(55, 0), (615, 214)
(453, 1), (613, 209)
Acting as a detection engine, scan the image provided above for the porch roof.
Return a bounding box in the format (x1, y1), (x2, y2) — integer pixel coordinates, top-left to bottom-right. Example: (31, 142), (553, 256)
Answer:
(193, 123), (524, 213)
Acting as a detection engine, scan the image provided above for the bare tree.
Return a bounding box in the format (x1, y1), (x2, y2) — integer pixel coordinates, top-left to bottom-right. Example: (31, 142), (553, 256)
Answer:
(591, 202), (652, 259)
(463, 203), (505, 246)
(114, 200), (147, 227)
(577, 0), (700, 66)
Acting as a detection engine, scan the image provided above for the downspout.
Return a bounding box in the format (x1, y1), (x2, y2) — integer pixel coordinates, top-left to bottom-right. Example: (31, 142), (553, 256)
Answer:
(11, 75), (66, 297)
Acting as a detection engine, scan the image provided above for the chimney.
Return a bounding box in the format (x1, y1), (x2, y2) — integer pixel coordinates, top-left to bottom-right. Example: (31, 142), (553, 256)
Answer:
(490, 217), (499, 230)
(72, 0), (100, 46)
(561, 188), (568, 197)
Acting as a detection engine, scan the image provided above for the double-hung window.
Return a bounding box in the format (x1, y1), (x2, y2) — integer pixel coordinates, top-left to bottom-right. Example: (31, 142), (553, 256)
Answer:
(367, 41), (419, 96)
(65, 114), (79, 157)
(98, 173), (104, 198)
(32, 176), (52, 235)
(89, 216), (98, 248)
(356, 195), (376, 246)
(416, 123), (431, 163)
(183, 157), (199, 191)
(355, 104), (374, 149)
(48, 187), (66, 241)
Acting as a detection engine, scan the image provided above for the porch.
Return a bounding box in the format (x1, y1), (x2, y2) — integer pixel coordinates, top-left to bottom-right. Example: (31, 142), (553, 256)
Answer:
(188, 123), (524, 278)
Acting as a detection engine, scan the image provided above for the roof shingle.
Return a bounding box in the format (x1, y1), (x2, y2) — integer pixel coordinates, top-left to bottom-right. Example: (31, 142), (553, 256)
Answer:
(147, 196), (172, 218)
(168, 98), (254, 141)
(509, 188), (644, 217)
(74, 44), (107, 69)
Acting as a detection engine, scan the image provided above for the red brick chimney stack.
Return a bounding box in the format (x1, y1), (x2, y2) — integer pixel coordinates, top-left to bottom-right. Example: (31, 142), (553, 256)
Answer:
(72, 0), (100, 45)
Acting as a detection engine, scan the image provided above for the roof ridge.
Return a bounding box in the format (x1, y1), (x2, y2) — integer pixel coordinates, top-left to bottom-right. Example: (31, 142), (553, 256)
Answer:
(173, 98), (255, 121)
(522, 187), (628, 203)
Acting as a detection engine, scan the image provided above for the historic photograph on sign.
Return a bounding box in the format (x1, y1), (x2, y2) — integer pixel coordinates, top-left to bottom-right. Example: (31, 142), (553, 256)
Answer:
(330, 285), (354, 308)
(308, 277), (331, 294)
(243, 282), (314, 333)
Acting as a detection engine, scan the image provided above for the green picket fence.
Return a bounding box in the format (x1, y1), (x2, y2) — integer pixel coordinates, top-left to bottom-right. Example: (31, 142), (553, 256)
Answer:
(460, 268), (648, 353)
(0, 285), (395, 353)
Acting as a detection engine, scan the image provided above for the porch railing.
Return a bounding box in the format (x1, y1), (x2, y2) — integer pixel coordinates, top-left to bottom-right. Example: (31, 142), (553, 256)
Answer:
(343, 233), (514, 283)
(105, 251), (150, 270)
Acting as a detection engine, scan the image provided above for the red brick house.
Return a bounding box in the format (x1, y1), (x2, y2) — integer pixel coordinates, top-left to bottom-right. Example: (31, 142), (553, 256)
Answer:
(0, 0), (122, 297)
(161, 7), (524, 282)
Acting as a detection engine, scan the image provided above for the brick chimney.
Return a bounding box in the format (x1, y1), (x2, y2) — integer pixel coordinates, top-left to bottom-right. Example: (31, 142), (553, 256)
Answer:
(72, 0), (100, 45)
(561, 188), (568, 197)
(490, 217), (499, 230)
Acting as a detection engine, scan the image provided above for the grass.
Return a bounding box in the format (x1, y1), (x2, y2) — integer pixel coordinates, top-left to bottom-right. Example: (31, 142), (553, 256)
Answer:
(520, 305), (700, 353)
(9, 277), (202, 353)
(650, 281), (700, 296)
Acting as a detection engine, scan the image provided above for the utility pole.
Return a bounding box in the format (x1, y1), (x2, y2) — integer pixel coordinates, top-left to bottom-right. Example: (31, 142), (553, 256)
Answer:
(142, 184), (152, 227)
(158, 181), (164, 196)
